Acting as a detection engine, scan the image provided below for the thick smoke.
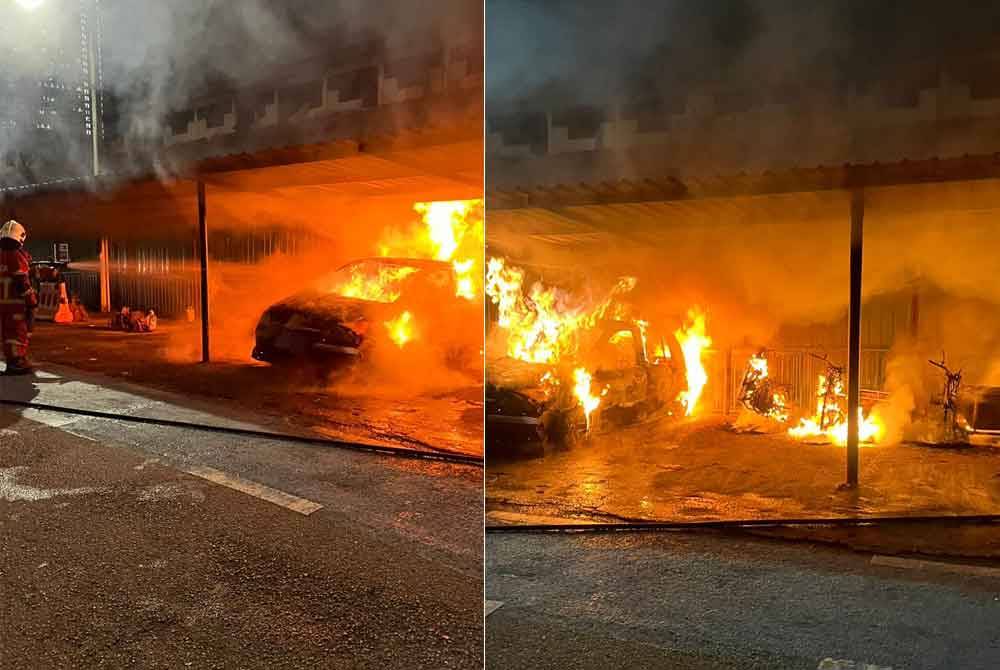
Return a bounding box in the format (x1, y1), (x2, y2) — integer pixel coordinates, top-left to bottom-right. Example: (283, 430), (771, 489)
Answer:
(487, 0), (1000, 113)
(2, 0), (480, 185)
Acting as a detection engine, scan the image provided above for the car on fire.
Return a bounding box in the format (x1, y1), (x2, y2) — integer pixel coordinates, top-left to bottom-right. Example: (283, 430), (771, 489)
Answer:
(486, 317), (686, 457)
(252, 257), (476, 368)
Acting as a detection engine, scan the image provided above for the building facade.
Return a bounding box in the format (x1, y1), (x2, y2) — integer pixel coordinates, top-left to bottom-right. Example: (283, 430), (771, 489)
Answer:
(0, 0), (103, 186)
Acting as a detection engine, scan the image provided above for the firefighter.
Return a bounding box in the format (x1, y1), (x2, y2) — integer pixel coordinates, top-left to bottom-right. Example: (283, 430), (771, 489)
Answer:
(0, 220), (37, 374)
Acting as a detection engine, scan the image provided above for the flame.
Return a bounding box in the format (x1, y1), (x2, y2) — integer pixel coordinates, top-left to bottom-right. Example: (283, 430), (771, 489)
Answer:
(452, 258), (475, 300)
(333, 265), (417, 303)
(485, 257), (644, 365)
(675, 308), (712, 416)
(375, 199), (484, 301)
(573, 367), (607, 431)
(741, 352), (789, 421)
(413, 200), (483, 300)
(485, 257), (588, 364)
(383, 311), (415, 348)
(788, 373), (884, 445)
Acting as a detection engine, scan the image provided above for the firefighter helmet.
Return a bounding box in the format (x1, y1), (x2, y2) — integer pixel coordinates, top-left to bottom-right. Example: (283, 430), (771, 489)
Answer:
(0, 220), (26, 244)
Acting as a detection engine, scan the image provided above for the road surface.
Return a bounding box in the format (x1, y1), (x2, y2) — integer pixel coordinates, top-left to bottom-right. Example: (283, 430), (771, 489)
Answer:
(486, 531), (1000, 669)
(0, 366), (482, 668)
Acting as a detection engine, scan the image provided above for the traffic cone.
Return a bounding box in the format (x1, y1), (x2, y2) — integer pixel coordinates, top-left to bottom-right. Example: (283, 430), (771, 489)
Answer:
(53, 283), (73, 324)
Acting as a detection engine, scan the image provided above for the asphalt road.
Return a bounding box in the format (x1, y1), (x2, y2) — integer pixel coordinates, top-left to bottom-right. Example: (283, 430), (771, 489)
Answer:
(486, 532), (1000, 670)
(0, 368), (483, 669)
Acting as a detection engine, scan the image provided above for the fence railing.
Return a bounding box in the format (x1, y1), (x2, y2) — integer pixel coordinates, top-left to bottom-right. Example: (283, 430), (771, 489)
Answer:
(706, 346), (889, 415)
(63, 269), (199, 319)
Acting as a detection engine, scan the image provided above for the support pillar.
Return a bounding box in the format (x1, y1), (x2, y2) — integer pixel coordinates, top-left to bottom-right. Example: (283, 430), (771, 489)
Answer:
(846, 190), (864, 488)
(198, 181), (210, 363)
(99, 237), (110, 313)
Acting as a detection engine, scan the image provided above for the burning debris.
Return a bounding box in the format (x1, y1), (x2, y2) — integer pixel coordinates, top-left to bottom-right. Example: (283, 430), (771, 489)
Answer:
(738, 350), (789, 422)
(732, 349), (886, 446)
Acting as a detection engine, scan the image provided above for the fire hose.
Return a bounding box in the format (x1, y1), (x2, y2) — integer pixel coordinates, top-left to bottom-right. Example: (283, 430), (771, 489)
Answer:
(486, 513), (1000, 534)
(0, 397), (482, 467)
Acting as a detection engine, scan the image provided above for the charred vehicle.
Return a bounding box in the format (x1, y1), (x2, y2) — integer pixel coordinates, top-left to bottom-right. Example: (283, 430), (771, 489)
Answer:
(486, 318), (685, 456)
(252, 257), (476, 367)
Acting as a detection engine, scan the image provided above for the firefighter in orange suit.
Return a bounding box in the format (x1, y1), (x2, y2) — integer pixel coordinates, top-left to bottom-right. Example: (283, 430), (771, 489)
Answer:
(0, 220), (37, 374)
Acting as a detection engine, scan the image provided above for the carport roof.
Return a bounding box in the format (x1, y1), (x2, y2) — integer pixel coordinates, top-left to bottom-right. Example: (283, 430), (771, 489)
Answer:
(487, 152), (1000, 209)
(2, 119), (482, 241)
(486, 152), (1000, 257)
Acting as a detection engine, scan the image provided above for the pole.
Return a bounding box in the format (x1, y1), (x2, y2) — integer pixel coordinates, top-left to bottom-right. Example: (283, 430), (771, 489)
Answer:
(98, 237), (110, 312)
(198, 181), (210, 363)
(846, 189), (864, 488)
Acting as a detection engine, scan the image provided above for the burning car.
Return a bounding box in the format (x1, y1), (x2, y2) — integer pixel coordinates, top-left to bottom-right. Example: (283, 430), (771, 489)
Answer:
(486, 316), (685, 456)
(252, 256), (476, 367)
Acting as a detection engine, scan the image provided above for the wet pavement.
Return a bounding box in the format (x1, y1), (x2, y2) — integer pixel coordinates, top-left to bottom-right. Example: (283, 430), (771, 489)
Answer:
(486, 531), (1000, 669)
(0, 370), (483, 668)
(488, 415), (1000, 525)
(30, 320), (483, 456)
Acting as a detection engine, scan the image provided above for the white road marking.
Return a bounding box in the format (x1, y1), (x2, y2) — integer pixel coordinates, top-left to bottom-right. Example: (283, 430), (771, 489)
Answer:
(62, 429), (96, 442)
(0, 466), (102, 502)
(485, 600), (504, 617)
(182, 465), (323, 516)
(818, 658), (893, 670)
(871, 554), (1000, 578)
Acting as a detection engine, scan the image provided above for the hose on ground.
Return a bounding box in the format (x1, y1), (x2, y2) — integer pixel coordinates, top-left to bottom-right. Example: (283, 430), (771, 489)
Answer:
(0, 397), (482, 467)
(486, 514), (1000, 534)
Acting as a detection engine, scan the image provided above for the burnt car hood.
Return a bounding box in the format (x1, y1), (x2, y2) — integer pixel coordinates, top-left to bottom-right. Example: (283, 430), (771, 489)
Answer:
(269, 292), (396, 330)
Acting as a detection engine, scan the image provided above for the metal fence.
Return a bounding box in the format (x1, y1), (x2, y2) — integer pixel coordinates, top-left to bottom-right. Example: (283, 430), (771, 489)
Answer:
(63, 269), (199, 319)
(705, 346), (889, 415)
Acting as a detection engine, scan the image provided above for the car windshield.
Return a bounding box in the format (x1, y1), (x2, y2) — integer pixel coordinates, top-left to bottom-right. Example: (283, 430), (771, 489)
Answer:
(320, 260), (424, 304)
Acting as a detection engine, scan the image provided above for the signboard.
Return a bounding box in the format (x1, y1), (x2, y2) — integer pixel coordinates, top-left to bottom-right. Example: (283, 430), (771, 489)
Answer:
(52, 242), (70, 263)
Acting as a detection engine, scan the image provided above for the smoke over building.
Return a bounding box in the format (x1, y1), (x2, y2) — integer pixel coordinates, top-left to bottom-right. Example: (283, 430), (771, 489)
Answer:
(0, 0), (104, 185)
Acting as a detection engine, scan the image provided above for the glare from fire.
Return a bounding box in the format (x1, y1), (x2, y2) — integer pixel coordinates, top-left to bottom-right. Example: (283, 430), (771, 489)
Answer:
(787, 374), (884, 445)
(383, 311), (415, 348)
(333, 265), (418, 303)
(573, 367), (607, 431)
(675, 308), (712, 416)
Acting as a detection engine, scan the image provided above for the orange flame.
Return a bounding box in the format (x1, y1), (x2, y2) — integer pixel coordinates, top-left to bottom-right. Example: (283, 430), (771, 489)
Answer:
(573, 367), (607, 431)
(485, 257), (588, 364)
(675, 308), (712, 416)
(332, 265), (417, 303)
(384, 311), (415, 348)
(485, 257), (642, 365)
(788, 373), (884, 445)
(410, 199), (484, 300)
(745, 352), (789, 421)
(367, 198), (483, 348)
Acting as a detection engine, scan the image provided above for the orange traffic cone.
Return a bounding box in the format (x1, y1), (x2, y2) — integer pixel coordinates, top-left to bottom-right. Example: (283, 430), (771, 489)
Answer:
(53, 283), (73, 324)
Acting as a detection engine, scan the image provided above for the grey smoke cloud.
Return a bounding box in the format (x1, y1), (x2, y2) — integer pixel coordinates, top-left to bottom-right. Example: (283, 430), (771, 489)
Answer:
(486, 0), (1000, 113)
(2, 0), (480, 185)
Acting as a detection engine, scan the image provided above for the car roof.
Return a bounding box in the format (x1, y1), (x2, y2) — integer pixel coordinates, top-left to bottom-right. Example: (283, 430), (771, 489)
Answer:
(340, 257), (453, 271)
